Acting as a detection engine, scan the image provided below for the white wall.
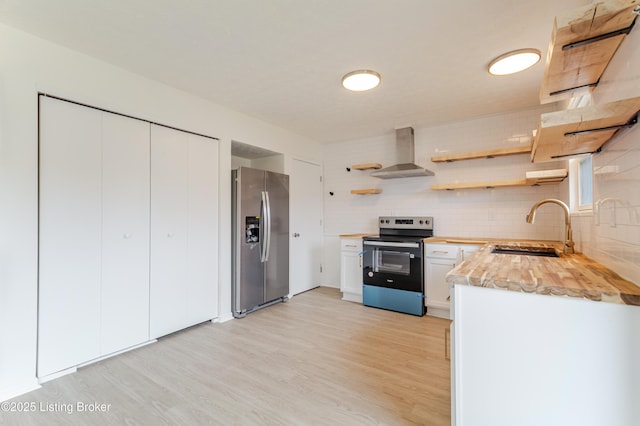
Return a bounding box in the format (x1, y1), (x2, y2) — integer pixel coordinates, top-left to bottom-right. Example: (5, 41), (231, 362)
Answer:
(570, 21), (640, 285)
(0, 23), (322, 401)
(322, 105), (567, 286)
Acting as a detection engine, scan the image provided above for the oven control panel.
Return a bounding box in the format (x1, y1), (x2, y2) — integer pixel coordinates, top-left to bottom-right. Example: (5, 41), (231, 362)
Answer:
(378, 216), (433, 230)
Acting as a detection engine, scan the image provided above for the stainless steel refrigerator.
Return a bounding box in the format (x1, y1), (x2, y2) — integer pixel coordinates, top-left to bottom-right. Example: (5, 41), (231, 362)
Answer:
(232, 167), (289, 317)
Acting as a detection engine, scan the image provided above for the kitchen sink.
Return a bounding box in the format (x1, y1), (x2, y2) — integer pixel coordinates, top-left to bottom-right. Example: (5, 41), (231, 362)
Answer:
(491, 245), (559, 257)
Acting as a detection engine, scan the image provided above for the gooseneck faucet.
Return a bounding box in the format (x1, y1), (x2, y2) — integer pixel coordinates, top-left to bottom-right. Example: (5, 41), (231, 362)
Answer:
(526, 198), (575, 254)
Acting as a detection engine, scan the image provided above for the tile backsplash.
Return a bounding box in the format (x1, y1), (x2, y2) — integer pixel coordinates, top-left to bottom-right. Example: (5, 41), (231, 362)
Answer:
(570, 20), (640, 285)
(323, 103), (565, 241)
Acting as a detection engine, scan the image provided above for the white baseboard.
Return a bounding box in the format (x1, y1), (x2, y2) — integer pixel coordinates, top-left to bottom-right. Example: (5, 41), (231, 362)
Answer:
(1, 380), (41, 402)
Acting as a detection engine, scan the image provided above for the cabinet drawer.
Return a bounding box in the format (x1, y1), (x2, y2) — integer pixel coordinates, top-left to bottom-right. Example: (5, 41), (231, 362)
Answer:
(425, 243), (458, 259)
(341, 239), (363, 251)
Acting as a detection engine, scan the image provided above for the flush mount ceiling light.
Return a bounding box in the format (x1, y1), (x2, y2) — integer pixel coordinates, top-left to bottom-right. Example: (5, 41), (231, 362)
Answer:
(341, 70), (381, 91)
(488, 48), (541, 76)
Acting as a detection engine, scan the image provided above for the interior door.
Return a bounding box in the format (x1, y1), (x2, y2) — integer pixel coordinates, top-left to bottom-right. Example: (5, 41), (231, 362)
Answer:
(101, 112), (150, 354)
(290, 159), (323, 295)
(186, 133), (219, 323)
(38, 97), (102, 376)
(150, 125), (189, 338)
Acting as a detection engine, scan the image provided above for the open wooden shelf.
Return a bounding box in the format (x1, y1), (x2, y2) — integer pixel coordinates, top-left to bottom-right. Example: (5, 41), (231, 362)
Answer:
(532, 96), (640, 162)
(431, 145), (531, 163)
(540, 0), (639, 103)
(351, 163), (382, 170)
(350, 189), (382, 195)
(431, 169), (567, 191)
(431, 178), (563, 191)
(525, 169), (568, 184)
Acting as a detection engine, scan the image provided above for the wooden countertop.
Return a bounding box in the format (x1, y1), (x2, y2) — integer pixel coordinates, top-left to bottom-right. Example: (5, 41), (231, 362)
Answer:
(446, 241), (640, 306)
(425, 237), (487, 244)
(339, 233), (376, 239)
(424, 237), (557, 245)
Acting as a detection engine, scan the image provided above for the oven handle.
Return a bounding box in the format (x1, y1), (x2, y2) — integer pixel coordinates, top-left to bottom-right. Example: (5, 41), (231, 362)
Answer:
(363, 240), (420, 249)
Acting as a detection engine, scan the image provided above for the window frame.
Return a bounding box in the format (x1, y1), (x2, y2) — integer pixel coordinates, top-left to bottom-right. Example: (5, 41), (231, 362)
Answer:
(569, 155), (594, 213)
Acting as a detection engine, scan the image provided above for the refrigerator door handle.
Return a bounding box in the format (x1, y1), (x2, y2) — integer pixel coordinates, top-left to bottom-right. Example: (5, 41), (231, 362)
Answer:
(260, 191), (267, 262)
(263, 190), (272, 262)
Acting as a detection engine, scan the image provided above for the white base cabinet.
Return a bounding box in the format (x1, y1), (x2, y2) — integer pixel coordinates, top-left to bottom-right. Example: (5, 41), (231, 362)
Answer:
(424, 243), (481, 319)
(340, 238), (363, 303)
(452, 284), (640, 426)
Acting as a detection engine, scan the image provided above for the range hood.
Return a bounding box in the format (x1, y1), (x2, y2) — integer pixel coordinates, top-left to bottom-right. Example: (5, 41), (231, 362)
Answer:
(370, 127), (435, 179)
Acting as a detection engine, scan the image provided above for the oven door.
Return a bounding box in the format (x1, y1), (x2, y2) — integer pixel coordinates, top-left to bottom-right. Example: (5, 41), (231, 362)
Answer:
(362, 240), (423, 292)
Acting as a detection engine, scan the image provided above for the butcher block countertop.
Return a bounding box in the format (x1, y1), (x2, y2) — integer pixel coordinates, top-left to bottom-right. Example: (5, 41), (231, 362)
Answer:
(339, 233), (376, 239)
(446, 240), (640, 306)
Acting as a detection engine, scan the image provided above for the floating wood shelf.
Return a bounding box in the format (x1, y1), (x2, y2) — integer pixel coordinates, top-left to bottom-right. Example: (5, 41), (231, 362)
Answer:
(351, 163), (382, 170)
(430, 178), (564, 191)
(431, 145), (532, 163)
(431, 168), (567, 191)
(531, 97), (640, 162)
(525, 168), (568, 184)
(350, 189), (382, 195)
(540, 0), (639, 103)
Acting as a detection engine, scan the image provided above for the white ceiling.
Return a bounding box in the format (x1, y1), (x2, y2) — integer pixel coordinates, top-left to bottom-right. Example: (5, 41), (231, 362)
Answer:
(0, 0), (590, 143)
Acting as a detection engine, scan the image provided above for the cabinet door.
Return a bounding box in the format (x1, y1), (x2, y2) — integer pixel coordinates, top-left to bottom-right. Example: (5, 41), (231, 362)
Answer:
(340, 240), (363, 300)
(150, 125), (189, 338)
(425, 257), (456, 312)
(460, 245), (481, 262)
(100, 112), (150, 354)
(185, 133), (219, 324)
(38, 97), (102, 376)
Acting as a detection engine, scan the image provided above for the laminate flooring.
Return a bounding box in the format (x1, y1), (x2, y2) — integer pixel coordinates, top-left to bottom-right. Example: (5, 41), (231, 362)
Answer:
(1, 287), (451, 425)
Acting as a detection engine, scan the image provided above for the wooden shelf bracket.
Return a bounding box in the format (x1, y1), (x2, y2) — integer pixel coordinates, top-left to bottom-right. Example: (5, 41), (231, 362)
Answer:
(562, 16), (637, 51)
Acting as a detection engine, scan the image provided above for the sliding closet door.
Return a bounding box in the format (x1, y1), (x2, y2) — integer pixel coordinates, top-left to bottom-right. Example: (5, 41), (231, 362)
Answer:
(100, 112), (150, 355)
(38, 97), (102, 376)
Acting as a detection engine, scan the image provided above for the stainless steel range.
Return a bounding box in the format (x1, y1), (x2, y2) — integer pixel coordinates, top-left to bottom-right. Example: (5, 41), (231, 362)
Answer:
(362, 216), (433, 316)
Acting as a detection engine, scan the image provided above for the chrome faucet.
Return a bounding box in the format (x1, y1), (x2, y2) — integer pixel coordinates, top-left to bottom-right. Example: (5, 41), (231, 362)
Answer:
(526, 198), (575, 254)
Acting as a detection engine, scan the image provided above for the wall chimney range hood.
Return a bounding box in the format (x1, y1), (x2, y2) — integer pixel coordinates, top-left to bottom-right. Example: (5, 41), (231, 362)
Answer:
(370, 127), (435, 179)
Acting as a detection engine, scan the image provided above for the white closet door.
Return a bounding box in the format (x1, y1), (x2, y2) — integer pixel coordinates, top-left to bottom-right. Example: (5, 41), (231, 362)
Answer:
(150, 126), (219, 338)
(186, 133), (219, 324)
(100, 112), (150, 354)
(150, 125), (189, 338)
(38, 97), (102, 376)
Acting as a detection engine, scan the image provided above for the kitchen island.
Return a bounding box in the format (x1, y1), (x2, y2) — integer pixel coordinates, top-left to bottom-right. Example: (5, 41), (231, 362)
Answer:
(447, 242), (640, 426)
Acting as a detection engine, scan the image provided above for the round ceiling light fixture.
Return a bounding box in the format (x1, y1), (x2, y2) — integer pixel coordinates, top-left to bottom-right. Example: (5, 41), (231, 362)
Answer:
(341, 70), (381, 91)
(488, 48), (541, 76)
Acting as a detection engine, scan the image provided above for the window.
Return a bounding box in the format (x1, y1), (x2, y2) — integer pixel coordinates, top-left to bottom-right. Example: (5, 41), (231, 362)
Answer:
(570, 156), (593, 211)
(578, 156), (593, 207)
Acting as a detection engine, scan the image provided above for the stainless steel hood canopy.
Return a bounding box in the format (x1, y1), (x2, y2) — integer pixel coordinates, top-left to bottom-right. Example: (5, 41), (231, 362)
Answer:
(370, 127), (435, 179)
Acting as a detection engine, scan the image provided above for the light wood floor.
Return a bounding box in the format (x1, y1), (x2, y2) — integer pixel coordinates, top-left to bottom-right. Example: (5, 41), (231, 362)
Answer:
(3, 287), (451, 425)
